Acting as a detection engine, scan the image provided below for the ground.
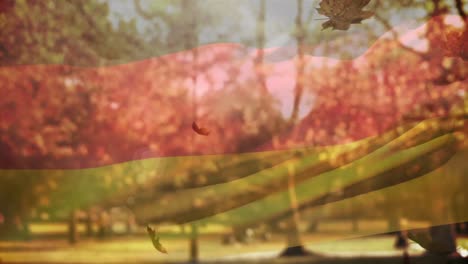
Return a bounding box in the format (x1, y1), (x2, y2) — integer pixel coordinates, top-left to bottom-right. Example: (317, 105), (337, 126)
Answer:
(1, 220), (467, 264)
(0, 233), (457, 264)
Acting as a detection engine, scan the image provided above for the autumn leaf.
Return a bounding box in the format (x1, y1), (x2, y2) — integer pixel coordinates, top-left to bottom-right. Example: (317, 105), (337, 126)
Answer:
(317, 0), (374, 31)
(146, 225), (168, 254)
(192, 121), (210, 136)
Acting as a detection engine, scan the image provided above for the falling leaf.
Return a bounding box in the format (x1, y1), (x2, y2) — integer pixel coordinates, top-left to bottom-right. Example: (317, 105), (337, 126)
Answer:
(317, 0), (374, 31)
(146, 225), (168, 254)
(192, 121), (210, 136)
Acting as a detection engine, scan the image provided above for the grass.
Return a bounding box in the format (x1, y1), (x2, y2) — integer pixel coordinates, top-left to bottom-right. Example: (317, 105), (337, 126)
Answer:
(0, 233), (423, 263)
(27, 219), (433, 238)
(2, 120), (466, 263)
(2, 232), (467, 263)
(3, 219), (468, 264)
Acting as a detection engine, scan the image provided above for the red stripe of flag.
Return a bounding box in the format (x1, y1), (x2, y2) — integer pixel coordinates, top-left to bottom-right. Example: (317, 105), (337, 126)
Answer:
(1, 15), (466, 169)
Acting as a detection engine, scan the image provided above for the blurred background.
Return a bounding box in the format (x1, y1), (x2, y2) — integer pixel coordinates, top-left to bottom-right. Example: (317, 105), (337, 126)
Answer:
(0, 0), (467, 263)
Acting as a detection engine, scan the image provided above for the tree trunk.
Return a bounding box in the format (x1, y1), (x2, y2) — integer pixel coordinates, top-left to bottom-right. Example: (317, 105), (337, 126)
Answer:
(0, 200), (30, 240)
(189, 224), (199, 263)
(68, 210), (78, 244)
(280, 1), (308, 256)
(125, 213), (135, 235)
(408, 224), (457, 255)
(279, 161), (311, 257)
(255, 0), (268, 95)
(429, 224), (457, 253)
(422, 164), (457, 255)
(21, 218), (31, 241)
(289, 0), (305, 124)
(97, 210), (110, 239)
(0, 211), (21, 239)
(409, 183), (458, 254)
(394, 231), (409, 249)
(85, 210), (93, 237)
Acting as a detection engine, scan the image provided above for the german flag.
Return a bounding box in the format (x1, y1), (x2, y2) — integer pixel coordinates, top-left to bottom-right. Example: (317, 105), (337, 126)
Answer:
(0, 0), (467, 255)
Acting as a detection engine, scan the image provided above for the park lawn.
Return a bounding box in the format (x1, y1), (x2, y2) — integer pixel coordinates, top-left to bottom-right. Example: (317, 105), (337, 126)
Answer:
(3, 219), (466, 263)
(27, 219), (434, 239)
(0, 232), (434, 263)
(3, 120), (465, 264)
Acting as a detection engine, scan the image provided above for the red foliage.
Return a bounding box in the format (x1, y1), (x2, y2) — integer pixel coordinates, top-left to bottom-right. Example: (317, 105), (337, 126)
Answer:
(1, 16), (467, 169)
(0, 0), (14, 13)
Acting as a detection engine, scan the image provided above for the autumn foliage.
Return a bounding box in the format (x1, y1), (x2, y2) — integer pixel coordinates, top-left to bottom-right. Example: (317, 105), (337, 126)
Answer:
(1, 15), (467, 169)
(0, 1), (467, 243)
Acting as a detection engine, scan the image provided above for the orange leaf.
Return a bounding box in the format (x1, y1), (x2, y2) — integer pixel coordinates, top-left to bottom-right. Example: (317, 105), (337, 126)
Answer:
(192, 121), (210, 136)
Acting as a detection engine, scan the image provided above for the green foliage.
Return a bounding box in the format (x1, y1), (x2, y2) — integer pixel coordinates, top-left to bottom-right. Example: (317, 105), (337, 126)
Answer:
(0, 0), (145, 66)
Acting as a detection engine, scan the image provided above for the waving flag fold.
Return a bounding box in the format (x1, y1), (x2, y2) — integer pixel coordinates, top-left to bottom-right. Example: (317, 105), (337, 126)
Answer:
(1, 0), (468, 252)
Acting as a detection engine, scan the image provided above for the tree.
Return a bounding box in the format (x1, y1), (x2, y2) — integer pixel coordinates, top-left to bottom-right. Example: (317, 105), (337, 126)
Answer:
(0, 0), (146, 238)
(279, 0), (313, 257)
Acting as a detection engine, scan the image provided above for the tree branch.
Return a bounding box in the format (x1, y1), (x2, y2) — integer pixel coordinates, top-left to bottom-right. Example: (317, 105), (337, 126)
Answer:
(255, 0), (268, 94)
(454, 0), (467, 20)
(134, 0), (170, 21)
(290, 0), (306, 123)
(373, 12), (430, 59)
